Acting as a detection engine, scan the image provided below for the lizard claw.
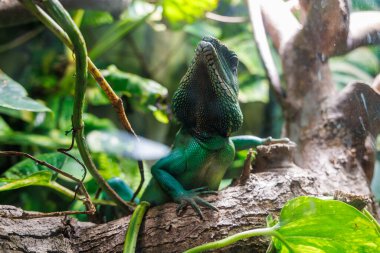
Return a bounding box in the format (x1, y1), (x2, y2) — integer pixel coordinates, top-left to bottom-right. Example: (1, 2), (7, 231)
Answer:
(190, 187), (218, 195)
(175, 188), (218, 219)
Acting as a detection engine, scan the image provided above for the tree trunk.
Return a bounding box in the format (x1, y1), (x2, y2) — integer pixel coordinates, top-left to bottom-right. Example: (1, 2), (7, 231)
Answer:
(1, 0), (380, 252)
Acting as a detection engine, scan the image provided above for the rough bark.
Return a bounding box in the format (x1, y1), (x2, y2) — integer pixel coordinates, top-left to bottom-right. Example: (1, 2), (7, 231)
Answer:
(260, 0), (380, 180)
(1, 141), (378, 252)
(1, 0), (380, 252)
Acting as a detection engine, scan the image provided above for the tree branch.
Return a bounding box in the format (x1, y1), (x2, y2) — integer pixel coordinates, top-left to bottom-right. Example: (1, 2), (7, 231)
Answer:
(259, 0), (300, 54)
(342, 11), (380, 54)
(1, 140), (378, 252)
(246, 0), (286, 106)
(299, 0), (349, 57)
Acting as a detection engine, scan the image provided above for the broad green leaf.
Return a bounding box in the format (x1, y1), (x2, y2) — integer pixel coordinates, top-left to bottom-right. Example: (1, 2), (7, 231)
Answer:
(273, 196), (380, 253)
(330, 61), (373, 84)
(3, 152), (68, 179)
(83, 113), (116, 132)
(345, 48), (379, 76)
(163, 0), (218, 25)
(0, 71), (50, 112)
(224, 34), (266, 76)
(0, 106), (34, 122)
(0, 171), (52, 192)
(81, 10), (114, 27)
(3, 151), (90, 184)
(0, 131), (71, 149)
(93, 153), (121, 180)
(90, 2), (155, 60)
(100, 65), (169, 122)
(0, 116), (11, 133)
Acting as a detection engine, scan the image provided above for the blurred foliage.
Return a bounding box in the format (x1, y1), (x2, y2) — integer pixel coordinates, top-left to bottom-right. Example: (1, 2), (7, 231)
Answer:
(0, 71), (50, 112)
(0, 0), (379, 217)
(162, 0), (218, 26)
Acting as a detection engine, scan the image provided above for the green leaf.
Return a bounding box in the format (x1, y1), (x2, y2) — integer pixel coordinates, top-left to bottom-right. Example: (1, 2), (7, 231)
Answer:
(238, 74), (269, 103)
(0, 71), (50, 112)
(90, 2), (154, 60)
(345, 48), (379, 76)
(0, 171), (52, 192)
(101, 65), (168, 114)
(223, 34), (266, 76)
(83, 113), (117, 132)
(0, 131), (71, 149)
(0, 116), (11, 133)
(3, 152), (68, 179)
(163, 0), (218, 26)
(273, 196), (380, 253)
(152, 109), (169, 124)
(81, 10), (114, 27)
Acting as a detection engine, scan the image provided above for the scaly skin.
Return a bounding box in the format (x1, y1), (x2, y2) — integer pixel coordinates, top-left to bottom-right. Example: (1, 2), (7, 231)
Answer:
(141, 37), (290, 218)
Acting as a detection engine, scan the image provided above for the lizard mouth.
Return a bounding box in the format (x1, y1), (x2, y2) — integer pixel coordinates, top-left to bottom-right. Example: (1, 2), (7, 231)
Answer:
(194, 37), (239, 98)
(171, 37), (243, 137)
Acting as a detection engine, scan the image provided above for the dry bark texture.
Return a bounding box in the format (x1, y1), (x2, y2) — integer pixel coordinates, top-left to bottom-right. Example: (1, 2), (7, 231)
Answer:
(0, 143), (378, 252)
(1, 0), (380, 252)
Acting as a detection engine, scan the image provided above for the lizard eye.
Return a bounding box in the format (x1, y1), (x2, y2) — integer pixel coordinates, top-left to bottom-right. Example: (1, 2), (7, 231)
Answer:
(229, 54), (238, 74)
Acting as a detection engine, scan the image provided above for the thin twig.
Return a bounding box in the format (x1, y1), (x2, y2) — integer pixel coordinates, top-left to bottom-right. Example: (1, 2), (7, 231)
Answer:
(0, 27), (44, 53)
(246, 0), (285, 105)
(0, 151), (96, 217)
(205, 12), (247, 23)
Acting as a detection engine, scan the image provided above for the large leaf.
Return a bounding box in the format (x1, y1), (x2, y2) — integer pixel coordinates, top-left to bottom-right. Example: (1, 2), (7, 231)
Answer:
(223, 34), (267, 76)
(0, 71), (50, 112)
(87, 130), (170, 160)
(0, 130), (71, 149)
(0, 116), (11, 133)
(3, 152), (67, 179)
(163, 0), (218, 26)
(0, 171), (52, 192)
(81, 10), (114, 27)
(100, 65), (169, 123)
(330, 47), (379, 89)
(273, 196), (380, 253)
(90, 1), (154, 60)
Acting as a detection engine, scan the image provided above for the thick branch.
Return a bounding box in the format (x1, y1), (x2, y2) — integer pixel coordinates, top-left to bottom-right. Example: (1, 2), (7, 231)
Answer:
(342, 11), (380, 54)
(1, 140), (377, 252)
(300, 0), (349, 57)
(247, 0), (285, 105)
(2, 0), (130, 27)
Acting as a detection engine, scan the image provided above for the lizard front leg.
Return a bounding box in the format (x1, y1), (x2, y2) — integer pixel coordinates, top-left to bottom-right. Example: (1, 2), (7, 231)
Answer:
(146, 150), (218, 219)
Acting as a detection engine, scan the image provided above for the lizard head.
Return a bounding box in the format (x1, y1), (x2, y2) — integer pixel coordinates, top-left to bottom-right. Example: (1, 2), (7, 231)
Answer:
(172, 36), (243, 138)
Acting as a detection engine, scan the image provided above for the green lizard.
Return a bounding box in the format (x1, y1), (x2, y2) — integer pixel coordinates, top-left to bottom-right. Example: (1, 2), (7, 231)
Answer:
(140, 36), (290, 218)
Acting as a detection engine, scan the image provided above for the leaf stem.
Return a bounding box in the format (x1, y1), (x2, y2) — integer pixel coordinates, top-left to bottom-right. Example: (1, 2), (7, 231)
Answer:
(184, 226), (277, 253)
(123, 201), (150, 253)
